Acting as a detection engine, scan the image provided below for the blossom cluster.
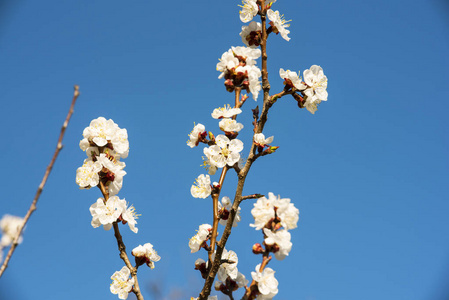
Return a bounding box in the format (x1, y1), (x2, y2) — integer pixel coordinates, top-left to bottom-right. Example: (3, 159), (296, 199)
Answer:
(217, 46), (262, 100)
(77, 117), (160, 300)
(279, 65), (328, 114)
(247, 192), (299, 298)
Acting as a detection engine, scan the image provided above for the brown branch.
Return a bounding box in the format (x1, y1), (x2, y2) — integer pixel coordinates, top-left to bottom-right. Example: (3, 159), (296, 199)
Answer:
(198, 1), (283, 297)
(0, 86), (80, 278)
(241, 194), (264, 201)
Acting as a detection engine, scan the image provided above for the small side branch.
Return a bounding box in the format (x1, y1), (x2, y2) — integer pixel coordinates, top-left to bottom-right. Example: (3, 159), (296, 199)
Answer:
(0, 86), (80, 278)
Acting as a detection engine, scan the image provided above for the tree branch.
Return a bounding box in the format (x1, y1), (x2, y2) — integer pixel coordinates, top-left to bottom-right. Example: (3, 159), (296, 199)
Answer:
(0, 86), (80, 278)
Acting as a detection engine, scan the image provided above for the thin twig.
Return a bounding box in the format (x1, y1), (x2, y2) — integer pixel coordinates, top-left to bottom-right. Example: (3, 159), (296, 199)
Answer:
(0, 86), (80, 278)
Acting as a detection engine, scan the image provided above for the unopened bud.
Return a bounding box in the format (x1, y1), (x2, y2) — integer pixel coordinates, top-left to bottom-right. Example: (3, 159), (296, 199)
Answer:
(208, 131), (215, 142)
(252, 243), (264, 254)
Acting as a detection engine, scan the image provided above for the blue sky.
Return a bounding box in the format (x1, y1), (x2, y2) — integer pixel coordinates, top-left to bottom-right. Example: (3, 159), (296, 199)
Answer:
(0, 0), (448, 299)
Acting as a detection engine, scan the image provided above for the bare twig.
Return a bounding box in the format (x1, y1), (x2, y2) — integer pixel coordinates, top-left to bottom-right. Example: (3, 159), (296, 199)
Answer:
(0, 86), (80, 278)
(241, 194), (264, 201)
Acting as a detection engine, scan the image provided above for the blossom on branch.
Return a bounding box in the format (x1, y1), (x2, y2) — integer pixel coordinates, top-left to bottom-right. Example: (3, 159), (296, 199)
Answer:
(89, 197), (123, 231)
(211, 104), (242, 119)
(263, 228), (292, 260)
(75, 159), (102, 189)
(240, 21), (262, 48)
(251, 264), (279, 300)
(189, 224), (212, 253)
(120, 201), (139, 233)
(187, 123), (206, 148)
(81, 117), (129, 159)
(219, 118), (244, 133)
(253, 133), (274, 147)
(110, 266), (134, 299)
(191, 174), (212, 199)
(250, 193), (299, 230)
(239, 0), (258, 23)
(303, 65), (328, 111)
(267, 9), (291, 41)
(279, 68), (306, 90)
(203, 135), (243, 168)
(132, 243), (160, 269)
(0, 215), (24, 247)
(218, 196), (241, 227)
(216, 47), (262, 100)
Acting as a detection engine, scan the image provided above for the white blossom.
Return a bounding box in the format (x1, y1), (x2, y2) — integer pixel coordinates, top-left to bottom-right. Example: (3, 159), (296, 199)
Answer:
(132, 243), (160, 269)
(304, 98), (320, 114)
(231, 46), (261, 64)
(250, 195), (275, 230)
(215, 248), (239, 282)
(219, 118), (244, 133)
(253, 133), (274, 147)
(263, 228), (292, 260)
(0, 215), (24, 247)
(239, 0), (258, 23)
(75, 159), (102, 189)
(204, 135), (243, 168)
(191, 296), (217, 300)
(279, 68), (306, 90)
(218, 196), (241, 227)
(191, 174), (212, 199)
(211, 105), (242, 119)
(89, 197), (123, 231)
(217, 49), (240, 79)
(236, 272), (249, 288)
(267, 9), (291, 41)
(303, 65), (328, 103)
(187, 123), (206, 148)
(119, 200), (139, 233)
(110, 266), (134, 299)
(240, 21), (262, 47)
(251, 192), (299, 230)
(248, 65), (262, 101)
(82, 117), (129, 158)
(201, 156), (218, 175)
(189, 224), (212, 253)
(251, 264), (279, 299)
(96, 153), (127, 196)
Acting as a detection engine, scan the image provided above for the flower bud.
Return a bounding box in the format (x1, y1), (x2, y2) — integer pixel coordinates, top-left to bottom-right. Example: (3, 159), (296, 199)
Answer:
(252, 243), (264, 254)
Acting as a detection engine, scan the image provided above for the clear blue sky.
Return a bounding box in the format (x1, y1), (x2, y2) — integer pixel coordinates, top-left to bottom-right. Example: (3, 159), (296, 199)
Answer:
(1, 0), (448, 299)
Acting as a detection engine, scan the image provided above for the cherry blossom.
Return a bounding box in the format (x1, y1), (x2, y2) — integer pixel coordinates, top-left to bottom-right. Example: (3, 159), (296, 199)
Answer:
(110, 266), (134, 299)
(303, 65), (328, 103)
(191, 174), (212, 199)
(75, 159), (102, 189)
(267, 9), (291, 41)
(263, 228), (292, 260)
(251, 264), (279, 300)
(218, 196), (241, 227)
(239, 0), (258, 23)
(211, 105), (242, 119)
(187, 123), (206, 148)
(0, 215), (24, 247)
(240, 21), (262, 47)
(89, 197), (122, 231)
(189, 224), (212, 253)
(219, 118), (244, 133)
(203, 135), (243, 168)
(279, 68), (306, 90)
(132, 243), (160, 269)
